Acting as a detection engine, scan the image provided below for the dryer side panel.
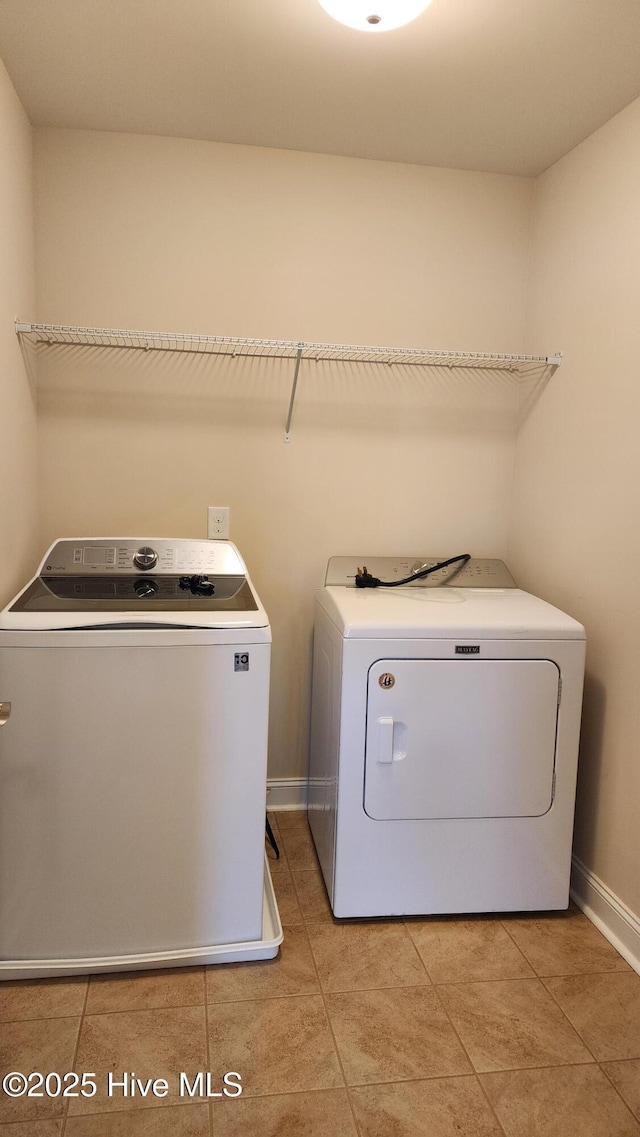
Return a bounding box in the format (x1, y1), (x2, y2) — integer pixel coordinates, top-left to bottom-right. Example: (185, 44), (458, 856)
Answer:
(308, 605), (343, 899)
(364, 659), (559, 821)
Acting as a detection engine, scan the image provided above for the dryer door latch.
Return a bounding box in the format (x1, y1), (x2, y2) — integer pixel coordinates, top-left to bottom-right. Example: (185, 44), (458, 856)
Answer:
(377, 716), (394, 764)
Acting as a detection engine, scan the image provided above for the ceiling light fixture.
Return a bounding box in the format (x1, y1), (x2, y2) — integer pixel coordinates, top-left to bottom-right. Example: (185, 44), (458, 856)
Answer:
(318, 0), (433, 32)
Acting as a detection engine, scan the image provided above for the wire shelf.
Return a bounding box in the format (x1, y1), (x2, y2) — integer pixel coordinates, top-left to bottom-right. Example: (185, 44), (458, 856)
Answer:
(16, 322), (561, 369)
(15, 321), (562, 439)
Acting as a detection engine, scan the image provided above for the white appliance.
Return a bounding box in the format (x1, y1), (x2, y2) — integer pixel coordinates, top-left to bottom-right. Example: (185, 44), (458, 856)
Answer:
(308, 556), (586, 917)
(0, 538), (282, 979)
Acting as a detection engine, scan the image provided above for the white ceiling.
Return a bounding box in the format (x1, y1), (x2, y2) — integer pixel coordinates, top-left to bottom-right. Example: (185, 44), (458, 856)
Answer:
(1, 0), (640, 176)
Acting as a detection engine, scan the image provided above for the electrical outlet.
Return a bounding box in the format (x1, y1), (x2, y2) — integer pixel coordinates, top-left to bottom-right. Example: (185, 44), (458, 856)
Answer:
(207, 506), (230, 540)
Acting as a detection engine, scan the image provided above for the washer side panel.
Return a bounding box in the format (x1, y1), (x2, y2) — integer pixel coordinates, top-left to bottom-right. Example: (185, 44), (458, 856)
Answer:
(0, 642), (270, 959)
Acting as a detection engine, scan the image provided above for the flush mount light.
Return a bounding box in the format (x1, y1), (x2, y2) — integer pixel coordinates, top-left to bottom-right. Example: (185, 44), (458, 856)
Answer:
(318, 0), (433, 32)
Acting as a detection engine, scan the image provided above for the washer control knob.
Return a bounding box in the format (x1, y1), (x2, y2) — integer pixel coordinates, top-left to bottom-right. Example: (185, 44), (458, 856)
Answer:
(133, 546), (158, 571)
(134, 578), (158, 598)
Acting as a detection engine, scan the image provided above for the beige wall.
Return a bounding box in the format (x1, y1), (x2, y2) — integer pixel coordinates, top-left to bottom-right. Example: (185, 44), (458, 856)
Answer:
(509, 96), (640, 917)
(34, 128), (533, 779)
(0, 61), (38, 603)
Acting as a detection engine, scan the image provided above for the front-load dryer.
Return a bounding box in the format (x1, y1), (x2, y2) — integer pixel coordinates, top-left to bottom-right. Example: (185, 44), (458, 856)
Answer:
(308, 556), (586, 917)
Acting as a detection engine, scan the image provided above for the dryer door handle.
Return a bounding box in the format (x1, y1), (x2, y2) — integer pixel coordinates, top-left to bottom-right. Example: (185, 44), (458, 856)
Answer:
(0, 702), (11, 727)
(377, 716), (394, 764)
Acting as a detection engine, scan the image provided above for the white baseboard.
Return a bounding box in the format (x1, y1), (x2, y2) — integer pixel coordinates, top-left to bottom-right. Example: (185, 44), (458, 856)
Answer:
(267, 777), (308, 811)
(571, 855), (640, 976)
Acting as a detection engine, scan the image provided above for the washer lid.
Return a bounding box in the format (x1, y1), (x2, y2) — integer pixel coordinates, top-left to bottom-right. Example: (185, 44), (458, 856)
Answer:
(317, 585), (585, 640)
(0, 538), (270, 632)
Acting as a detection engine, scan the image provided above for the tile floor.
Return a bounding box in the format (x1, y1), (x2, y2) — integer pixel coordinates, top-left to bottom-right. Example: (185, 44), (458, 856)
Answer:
(1, 810), (640, 1135)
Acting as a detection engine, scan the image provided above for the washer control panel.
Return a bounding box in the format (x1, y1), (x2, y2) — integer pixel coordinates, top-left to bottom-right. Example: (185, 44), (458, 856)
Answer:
(40, 539), (245, 576)
(325, 557), (517, 588)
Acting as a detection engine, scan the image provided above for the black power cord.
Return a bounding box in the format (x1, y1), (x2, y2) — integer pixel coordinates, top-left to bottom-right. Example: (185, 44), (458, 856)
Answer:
(355, 553), (471, 589)
(179, 574), (215, 596)
(265, 816), (280, 859)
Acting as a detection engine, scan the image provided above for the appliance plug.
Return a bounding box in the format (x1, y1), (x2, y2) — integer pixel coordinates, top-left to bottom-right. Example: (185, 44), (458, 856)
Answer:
(355, 566), (381, 588)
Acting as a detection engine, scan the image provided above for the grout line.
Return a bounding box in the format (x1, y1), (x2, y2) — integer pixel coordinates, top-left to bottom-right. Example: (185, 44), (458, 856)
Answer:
(538, 976), (601, 1063)
(206, 983), (438, 1007)
(426, 969), (631, 987)
(495, 918), (538, 973)
(340, 1059), (606, 1085)
(49, 1099), (209, 1124)
(203, 966), (215, 1137)
(0, 1011), (89, 1026)
(597, 1059), (640, 1130)
(497, 918), (545, 974)
(427, 979), (511, 1137)
(288, 835), (361, 1135)
(401, 925), (436, 985)
(473, 1070), (510, 1137)
(60, 979), (90, 1137)
(478, 1059), (605, 1075)
(12, 998), (208, 1022)
(309, 943), (362, 1134)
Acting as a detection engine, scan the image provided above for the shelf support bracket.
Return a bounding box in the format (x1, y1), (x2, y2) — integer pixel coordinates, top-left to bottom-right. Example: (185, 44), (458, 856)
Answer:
(284, 345), (304, 443)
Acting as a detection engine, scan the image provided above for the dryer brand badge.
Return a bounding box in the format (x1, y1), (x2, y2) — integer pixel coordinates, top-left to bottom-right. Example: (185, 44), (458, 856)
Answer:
(378, 673), (395, 689)
(455, 645), (480, 654)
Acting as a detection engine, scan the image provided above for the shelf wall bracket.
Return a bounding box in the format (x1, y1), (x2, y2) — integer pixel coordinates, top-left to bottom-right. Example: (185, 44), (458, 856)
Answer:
(284, 345), (304, 443)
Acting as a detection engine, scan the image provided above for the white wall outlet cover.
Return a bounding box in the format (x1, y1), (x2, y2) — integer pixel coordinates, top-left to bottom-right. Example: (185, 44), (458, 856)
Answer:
(207, 505), (230, 540)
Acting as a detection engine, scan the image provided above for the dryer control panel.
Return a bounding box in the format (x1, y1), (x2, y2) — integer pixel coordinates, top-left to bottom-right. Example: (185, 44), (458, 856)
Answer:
(325, 557), (517, 588)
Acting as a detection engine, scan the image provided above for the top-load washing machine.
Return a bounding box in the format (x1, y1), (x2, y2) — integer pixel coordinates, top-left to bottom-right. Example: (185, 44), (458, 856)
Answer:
(0, 537), (282, 979)
(308, 555), (586, 918)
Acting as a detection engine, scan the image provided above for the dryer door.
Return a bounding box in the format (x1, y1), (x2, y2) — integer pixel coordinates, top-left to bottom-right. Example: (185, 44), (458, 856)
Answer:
(364, 658), (559, 820)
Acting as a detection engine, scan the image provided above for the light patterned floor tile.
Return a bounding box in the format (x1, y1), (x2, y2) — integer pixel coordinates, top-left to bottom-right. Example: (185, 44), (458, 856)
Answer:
(279, 828), (319, 871)
(325, 985), (471, 1084)
(307, 921), (428, 992)
(406, 917), (534, 983)
(273, 810), (309, 831)
(438, 978), (593, 1072)
(64, 1103), (210, 1135)
(349, 1076), (504, 1137)
(68, 1005), (207, 1114)
(210, 1088), (357, 1135)
(85, 968), (205, 1015)
(207, 995), (343, 1097)
(291, 870), (333, 924)
(0, 978), (87, 1023)
(271, 869), (304, 924)
(0, 1017), (80, 1124)
(205, 925), (319, 1002)
(481, 1062), (640, 1135)
(544, 972), (640, 1060)
(503, 909), (631, 976)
